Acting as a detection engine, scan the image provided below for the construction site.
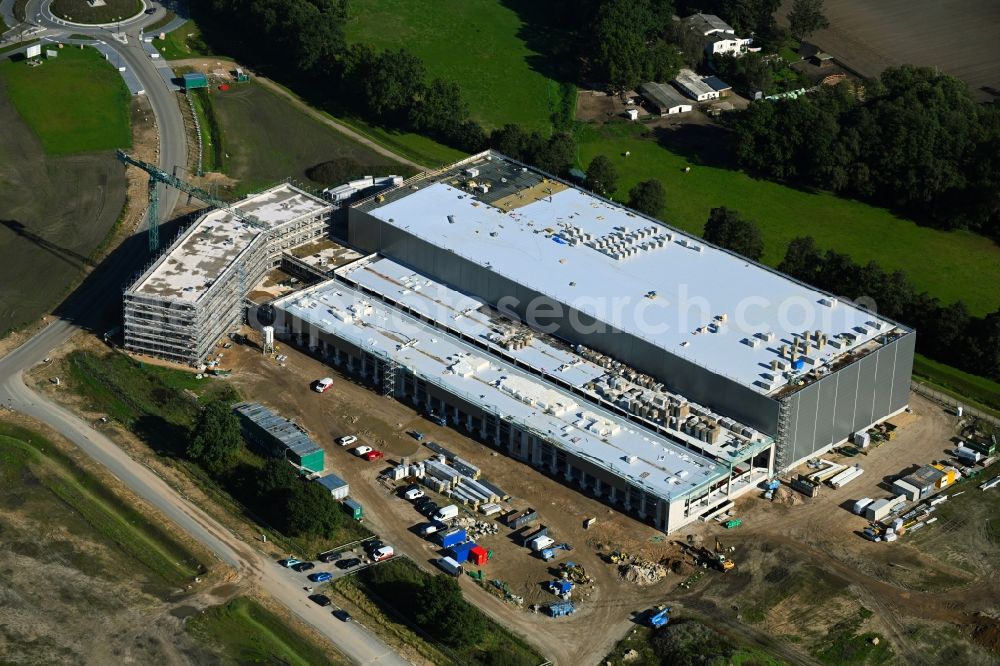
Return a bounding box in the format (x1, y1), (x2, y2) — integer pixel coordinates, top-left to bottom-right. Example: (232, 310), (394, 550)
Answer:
(102, 149), (1000, 663)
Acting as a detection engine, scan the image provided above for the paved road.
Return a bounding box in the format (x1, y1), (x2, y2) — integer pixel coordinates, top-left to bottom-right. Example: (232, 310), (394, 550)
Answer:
(0, 3), (411, 663)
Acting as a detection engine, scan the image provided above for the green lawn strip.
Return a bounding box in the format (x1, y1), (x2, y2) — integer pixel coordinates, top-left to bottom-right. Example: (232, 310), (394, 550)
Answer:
(332, 114), (465, 168)
(912, 354), (1000, 416)
(0, 426), (202, 585)
(346, 0), (556, 130)
(190, 87), (224, 172)
(0, 37), (39, 55)
(153, 19), (213, 60)
(144, 10), (177, 33)
(187, 597), (345, 666)
(575, 121), (1000, 315)
(0, 45), (130, 154)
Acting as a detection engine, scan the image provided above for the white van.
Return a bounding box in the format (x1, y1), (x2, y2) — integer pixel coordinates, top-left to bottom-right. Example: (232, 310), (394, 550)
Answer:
(313, 377), (334, 393)
(433, 505), (459, 522)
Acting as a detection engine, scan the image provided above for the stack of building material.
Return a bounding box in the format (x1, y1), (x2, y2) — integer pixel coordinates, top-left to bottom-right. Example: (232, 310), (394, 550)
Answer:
(829, 465), (864, 489)
(452, 456), (481, 479)
(408, 461), (426, 478)
(480, 503), (502, 516)
(425, 459), (462, 487)
(425, 476), (450, 493)
(389, 464), (408, 481)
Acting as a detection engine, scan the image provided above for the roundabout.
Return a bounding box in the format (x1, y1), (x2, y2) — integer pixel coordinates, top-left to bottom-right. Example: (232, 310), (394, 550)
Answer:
(48, 0), (146, 26)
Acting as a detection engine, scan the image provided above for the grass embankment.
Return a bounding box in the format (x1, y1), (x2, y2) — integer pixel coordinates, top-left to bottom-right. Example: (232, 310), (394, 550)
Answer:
(0, 420), (203, 586)
(154, 19), (213, 60)
(50, 0), (142, 24)
(575, 122), (1000, 315)
(189, 87), (224, 172)
(346, 0), (565, 131)
(188, 596), (346, 666)
(913, 354), (1000, 417)
(602, 623), (785, 666)
(65, 349), (370, 553)
(332, 557), (544, 666)
(0, 45), (130, 154)
(207, 80), (418, 195)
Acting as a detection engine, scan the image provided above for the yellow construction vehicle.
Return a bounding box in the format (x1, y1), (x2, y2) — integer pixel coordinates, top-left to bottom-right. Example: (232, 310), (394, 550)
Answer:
(714, 538), (735, 572)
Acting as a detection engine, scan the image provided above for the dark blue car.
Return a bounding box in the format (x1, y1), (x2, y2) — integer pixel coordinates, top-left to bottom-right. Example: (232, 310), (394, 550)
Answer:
(308, 571), (333, 583)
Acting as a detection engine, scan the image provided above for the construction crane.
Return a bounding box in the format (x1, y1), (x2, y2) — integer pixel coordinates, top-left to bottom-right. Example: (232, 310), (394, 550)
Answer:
(115, 150), (266, 252)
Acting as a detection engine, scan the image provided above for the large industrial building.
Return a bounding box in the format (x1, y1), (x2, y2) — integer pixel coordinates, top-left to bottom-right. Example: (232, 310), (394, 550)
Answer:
(346, 152), (914, 472)
(123, 183), (332, 364)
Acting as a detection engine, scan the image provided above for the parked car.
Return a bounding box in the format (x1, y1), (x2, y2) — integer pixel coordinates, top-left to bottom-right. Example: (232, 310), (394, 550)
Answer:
(410, 431), (424, 441)
(278, 558), (302, 568)
(365, 539), (385, 554)
(353, 445), (373, 457)
(420, 501), (440, 517)
(363, 450), (384, 462)
(372, 546), (394, 562)
(313, 378), (334, 393)
(333, 609), (353, 622)
(318, 551), (342, 563)
(337, 435), (358, 447)
(308, 594), (332, 607)
(337, 557), (362, 569)
(403, 487), (425, 501)
(292, 561), (315, 572)
(308, 571), (333, 583)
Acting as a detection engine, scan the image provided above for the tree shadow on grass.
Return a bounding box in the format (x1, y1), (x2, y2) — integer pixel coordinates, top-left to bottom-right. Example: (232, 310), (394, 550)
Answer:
(133, 414), (191, 459)
(498, 0), (580, 86)
(651, 123), (739, 170)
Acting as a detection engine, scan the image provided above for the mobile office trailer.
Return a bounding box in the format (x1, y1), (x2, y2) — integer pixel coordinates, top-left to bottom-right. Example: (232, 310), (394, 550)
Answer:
(342, 498), (363, 520)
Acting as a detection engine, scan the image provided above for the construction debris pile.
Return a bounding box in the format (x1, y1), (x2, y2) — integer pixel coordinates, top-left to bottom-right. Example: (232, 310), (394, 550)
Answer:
(455, 516), (501, 538)
(610, 551), (668, 586)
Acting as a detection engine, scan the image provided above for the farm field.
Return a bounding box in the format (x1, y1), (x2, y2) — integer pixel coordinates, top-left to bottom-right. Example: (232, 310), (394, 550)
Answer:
(207, 81), (416, 195)
(576, 122), (1000, 315)
(0, 419), (212, 664)
(0, 45), (131, 154)
(786, 0), (1000, 101)
(0, 77), (126, 335)
(346, 0), (562, 130)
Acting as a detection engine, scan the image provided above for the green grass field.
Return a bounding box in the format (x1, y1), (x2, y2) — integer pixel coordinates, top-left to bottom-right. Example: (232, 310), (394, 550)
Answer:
(0, 421), (203, 586)
(153, 20), (213, 60)
(50, 0), (142, 24)
(187, 597), (345, 665)
(0, 45), (130, 154)
(346, 0), (563, 130)
(576, 122), (1000, 315)
(913, 354), (1000, 416)
(208, 81), (417, 195)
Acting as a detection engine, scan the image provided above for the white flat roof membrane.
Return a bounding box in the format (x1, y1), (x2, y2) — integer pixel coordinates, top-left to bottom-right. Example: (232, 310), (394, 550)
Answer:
(366, 182), (897, 393)
(275, 280), (728, 500)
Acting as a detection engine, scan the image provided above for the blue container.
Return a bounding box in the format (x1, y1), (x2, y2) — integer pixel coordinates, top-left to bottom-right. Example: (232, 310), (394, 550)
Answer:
(438, 527), (467, 549)
(448, 541), (476, 563)
(792, 358), (805, 371)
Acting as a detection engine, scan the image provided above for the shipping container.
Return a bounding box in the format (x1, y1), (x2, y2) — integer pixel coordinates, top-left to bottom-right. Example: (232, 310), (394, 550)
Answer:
(436, 556), (463, 577)
(438, 527), (467, 549)
(448, 541), (476, 563)
(342, 498), (363, 520)
(892, 478), (921, 502)
(956, 446), (982, 464)
(507, 508), (538, 530)
(852, 498), (873, 515)
(469, 545), (489, 566)
(529, 535), (555, 552)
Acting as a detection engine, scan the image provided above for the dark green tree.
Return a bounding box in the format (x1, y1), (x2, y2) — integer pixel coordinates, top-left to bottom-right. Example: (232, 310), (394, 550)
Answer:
(703, 207), (764, 260)
(788, 0), (830, 39)
(589, 0), (681, 90)
(778, 236), (822, 282)
(490, 124), (532, 160)
(584, 155), (619, 196)
(409, 78), (468, 136)
(415, 575), (486, 647)
(361, 49), (427, 120)
(186, 401), (242, 474)
(285, 480), (344, 538)
(628, 179), (667, 217)
(533, 132), (577, 176)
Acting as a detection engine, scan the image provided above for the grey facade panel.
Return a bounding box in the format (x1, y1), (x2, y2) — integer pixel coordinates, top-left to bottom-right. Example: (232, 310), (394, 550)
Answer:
(852, 353), (878, 432)
(833, 360), (860, 437)
(815, 373), (838, 449)
(890, 332), (915, 410)
(789, 383), (819, 463)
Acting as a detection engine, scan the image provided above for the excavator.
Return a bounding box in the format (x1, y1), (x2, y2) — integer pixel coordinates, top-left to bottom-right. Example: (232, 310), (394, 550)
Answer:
(713, 537), (736, 572)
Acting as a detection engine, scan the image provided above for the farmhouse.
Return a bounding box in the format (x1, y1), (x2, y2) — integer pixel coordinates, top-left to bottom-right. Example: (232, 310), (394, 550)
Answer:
(683, 13), (734, 36)
(683, 13), (752, 57)
(702, 76), (733, 97)
(639, 82), (693, 115)
(672, 69), (720, 101)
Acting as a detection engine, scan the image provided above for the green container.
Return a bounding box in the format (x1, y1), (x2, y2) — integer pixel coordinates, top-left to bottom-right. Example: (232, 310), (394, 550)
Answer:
(342, 498), (363, 520)
(296, 448), (325, 473)
(723, 519), (742, 529)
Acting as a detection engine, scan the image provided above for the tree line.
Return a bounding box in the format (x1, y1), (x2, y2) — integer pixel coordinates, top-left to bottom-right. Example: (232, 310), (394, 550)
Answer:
(730, 66), (1000, 238)
(185, 398), (347, 541)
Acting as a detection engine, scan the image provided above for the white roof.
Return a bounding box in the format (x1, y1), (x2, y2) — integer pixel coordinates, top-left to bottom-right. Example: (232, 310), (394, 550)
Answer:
(673, 69), (716, 98)
(274, 279), (729, 501)
(133, 184), (331, 302)
(363, 178), (898, 393)
(338, 255), (768, 457)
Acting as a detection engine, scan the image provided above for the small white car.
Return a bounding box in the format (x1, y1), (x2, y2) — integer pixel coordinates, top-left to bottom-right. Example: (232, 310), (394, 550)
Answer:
(353, 445), (373, 457)
(313, 377), (334, 393)
(337, 435), (358, 447)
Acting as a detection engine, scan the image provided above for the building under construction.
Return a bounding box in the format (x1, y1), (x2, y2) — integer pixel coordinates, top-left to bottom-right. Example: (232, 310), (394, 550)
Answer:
(123, 184), (332, 364)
